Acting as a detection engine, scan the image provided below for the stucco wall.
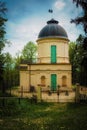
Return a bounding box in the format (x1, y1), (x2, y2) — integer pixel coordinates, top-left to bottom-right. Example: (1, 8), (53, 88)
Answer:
(20, 37), (72, 91)
(20, 70), (29, 90)
(37, 38), (69, 63)
(20, 64), (72, 90)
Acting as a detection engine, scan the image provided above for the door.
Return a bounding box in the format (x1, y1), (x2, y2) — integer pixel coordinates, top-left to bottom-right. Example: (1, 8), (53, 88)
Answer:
(51, 45), (56, 63)
(51, 74), (57, 91)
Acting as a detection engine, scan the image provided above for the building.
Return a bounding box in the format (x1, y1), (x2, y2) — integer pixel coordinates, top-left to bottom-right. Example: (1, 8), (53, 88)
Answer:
(20, 19), (72, 91)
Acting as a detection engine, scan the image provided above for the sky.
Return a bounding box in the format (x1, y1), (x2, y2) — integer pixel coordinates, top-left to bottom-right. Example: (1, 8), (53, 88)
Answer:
(2, 0), (84, 56)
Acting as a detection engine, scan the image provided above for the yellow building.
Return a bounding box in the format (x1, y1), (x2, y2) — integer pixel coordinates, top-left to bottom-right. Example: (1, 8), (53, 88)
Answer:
(20, 19), (72, 91)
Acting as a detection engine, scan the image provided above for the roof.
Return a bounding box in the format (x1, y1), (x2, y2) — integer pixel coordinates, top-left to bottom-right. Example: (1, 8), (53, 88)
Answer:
(38, 19), (68, 39)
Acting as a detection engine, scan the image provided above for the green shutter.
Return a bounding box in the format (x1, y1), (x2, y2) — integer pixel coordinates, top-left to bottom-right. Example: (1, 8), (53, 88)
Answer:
(51, 45), (56, 63)
(51, 74), (57, 91)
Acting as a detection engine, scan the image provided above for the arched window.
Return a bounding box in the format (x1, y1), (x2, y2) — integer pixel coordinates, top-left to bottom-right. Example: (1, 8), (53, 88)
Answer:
(62, 76), (67, 87)
(41, 76), (46, 86)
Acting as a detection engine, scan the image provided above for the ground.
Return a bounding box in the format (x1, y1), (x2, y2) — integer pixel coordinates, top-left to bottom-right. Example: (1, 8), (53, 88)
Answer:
(0, 99), (87, 130)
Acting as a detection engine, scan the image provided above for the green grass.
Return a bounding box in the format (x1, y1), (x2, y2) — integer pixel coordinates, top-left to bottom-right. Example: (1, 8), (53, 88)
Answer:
(0, 99), (87, 130)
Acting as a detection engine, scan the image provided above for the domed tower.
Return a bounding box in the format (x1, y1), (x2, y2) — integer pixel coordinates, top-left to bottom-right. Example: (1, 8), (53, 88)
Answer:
(37, 19), (69, 64)
(20, 18), (72, 92)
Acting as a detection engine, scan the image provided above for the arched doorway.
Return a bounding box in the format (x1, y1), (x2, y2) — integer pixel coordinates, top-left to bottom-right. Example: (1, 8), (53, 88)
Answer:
(62, 76), (67, 87)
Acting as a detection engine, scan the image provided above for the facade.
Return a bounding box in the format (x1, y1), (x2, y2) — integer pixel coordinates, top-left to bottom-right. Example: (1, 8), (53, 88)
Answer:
(20, 19), (72, 91)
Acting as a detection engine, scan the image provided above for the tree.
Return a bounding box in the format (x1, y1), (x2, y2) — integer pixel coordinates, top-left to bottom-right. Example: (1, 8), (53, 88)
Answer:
(3, 53), (14, 88)
(3, 52), (21, 88)
(71, 0), (87, 34)
(21, 41), (37, 63)
(71, 0), (87, 86)
(13, 52), (22, 87)
(69, 41), (79, 84)
(0, 1), (7, 86)
(69, 35), (87, 85)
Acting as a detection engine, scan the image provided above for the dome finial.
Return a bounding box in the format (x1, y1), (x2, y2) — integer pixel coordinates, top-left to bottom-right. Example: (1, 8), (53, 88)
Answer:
(47, 19), (59, 24)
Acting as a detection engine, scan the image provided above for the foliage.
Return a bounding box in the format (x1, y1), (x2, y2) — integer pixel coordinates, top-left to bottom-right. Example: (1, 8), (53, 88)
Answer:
(0, 100), (87, 130)
(69, 41), (79, 84)
(69, 35), (86, 85)
(3, 53), (14, 88)
(2, 52), (20, 89)
(0, 41), (37, 90)
(71, 1), (87, 85)
(76, 35), (87, 86)
(21, 41), (37, 63)
(71, 0), (87, 34)
(0, 1), (7, 86)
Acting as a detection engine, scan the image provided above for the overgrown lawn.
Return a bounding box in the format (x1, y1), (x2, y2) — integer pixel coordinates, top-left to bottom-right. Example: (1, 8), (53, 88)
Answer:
(0, 99), (87, 130)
